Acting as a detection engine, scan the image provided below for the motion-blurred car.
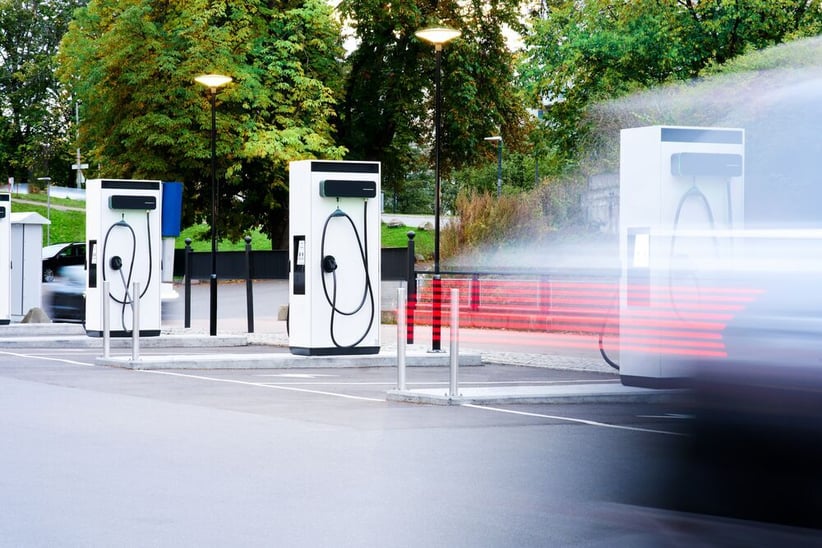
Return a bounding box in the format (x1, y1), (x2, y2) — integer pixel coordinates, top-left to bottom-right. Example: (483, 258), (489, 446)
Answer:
(43, 265), (86, 322)
(42, 242), (86, 282)
(43, 264), (179, 324)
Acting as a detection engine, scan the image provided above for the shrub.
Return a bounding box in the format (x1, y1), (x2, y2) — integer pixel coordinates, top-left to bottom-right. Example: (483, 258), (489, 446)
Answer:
(442, 188), (543, 258)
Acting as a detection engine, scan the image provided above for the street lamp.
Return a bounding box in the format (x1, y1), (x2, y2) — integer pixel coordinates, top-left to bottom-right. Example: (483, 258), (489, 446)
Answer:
(415, 25), (460, 352)
(195, 73), (232, 336)
(484, 135), (503, 197)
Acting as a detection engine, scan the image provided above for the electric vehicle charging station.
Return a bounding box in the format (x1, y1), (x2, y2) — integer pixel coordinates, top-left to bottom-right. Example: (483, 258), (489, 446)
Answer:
(0, 193), (10, 325)
(288, 160), (381, 356)
(85, 179), (162, 337)
(619, 126), (745, 386)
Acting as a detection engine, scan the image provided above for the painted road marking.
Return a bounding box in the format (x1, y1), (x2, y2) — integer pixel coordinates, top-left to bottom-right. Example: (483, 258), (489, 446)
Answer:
(0, 350), (96, 367)
(463, 404), (685, 437)
(255, 373), (337, 379)
(140, 370), (385, 402)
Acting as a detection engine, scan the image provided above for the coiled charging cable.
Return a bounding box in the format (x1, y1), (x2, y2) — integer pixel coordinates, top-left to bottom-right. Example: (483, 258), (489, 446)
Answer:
(319, 201), (375, 348)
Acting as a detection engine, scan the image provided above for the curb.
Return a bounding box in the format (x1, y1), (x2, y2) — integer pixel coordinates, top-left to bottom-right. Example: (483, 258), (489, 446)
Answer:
(97, 350), (484, 370)
(386, 384), (685, 405)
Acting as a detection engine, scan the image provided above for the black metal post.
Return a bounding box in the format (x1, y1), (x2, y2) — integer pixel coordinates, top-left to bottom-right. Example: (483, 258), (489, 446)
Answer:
(184, 238), (192, 328)
(433, 47), (442, 277)
(470, 273), (480, 311)
(406, 231), (416, 344)
(209, 88), (218, 336)
(432, 44), (443, 352)
(538, 275), (552, 331)
(496, 138), (502, 197)
(244, 235), (254, 333)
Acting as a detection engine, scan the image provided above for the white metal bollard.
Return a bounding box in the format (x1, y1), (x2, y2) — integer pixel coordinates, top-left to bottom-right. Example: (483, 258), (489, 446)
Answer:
(132, 282), (140, 362)
(102, 280), (110, 358)
(397, 287), (407, 391)
(449, 288), (459, 397)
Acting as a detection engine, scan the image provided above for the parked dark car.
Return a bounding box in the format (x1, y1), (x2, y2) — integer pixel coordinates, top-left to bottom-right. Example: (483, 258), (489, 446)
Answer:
(42, 242), (85, 282)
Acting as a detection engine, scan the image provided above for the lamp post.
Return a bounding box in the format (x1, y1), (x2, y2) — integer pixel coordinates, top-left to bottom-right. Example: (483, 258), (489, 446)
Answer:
(484, 135), (503, 196)
(36, 177), (52, 245)
(195, 73), (232, 336)
(415, 25), (460, 352)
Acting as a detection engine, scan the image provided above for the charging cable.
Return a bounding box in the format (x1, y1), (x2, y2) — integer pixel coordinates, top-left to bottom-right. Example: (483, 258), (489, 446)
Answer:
(101, 211), (153, 332)
(319, 201), (375, 348)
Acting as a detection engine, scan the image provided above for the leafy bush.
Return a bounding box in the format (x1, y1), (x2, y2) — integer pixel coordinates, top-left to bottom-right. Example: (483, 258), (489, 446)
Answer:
(442, 188), (543, 258)
(441, 170), (590, 261)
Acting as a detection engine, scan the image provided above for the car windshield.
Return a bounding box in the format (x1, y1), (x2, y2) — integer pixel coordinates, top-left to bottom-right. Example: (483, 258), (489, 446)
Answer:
(42, 243), (83, 260)
(42, 243), (70, 259)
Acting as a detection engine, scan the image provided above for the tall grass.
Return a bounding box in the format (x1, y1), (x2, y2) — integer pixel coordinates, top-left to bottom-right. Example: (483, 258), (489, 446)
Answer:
(442, 188), (544, 259)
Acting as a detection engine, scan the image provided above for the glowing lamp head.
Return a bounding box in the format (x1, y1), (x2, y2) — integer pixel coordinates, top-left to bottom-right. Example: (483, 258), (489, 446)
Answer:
(415, 27), (461, 50)
(194, 74), (233, 90)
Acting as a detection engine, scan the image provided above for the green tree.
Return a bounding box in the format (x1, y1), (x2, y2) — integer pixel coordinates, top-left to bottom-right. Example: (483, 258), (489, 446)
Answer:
(337, 0), (532, 211)
(520, 0), (822, 172)
(0, 0), (84, 187)
(57, 0), (345, 247)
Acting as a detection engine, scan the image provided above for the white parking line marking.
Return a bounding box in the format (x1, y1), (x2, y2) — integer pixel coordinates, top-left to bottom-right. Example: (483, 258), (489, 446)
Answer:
(636, 413), (693, 420)
(0, 350), (96, 367)
(140, 370), (385, 402)
(255, 373), (338, 379)
(258, 380), (619, 386)
(462, 404), (686, 436)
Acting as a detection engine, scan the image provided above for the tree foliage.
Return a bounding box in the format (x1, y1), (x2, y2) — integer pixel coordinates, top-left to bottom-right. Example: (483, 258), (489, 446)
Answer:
(520, 0), (822, 171)
(337, 0), (532, 205)
(0, 0), (84, 186)
(57, 0), (345, 246)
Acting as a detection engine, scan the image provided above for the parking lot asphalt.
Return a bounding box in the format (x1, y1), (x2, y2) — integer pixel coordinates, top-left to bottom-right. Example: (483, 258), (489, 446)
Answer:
(4, 304), (818, 545)
(0, 341), (698, 547)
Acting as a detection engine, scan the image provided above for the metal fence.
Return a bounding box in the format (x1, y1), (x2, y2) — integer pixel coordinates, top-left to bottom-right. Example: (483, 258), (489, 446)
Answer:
(174, 245), (408, 281)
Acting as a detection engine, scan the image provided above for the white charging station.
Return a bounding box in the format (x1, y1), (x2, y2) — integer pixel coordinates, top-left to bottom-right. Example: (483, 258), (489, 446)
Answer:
(619, 126), (745, 386)
(0, 193), (10, 325)
(85, 179), (162, 337)
(288, 160), (381, 355)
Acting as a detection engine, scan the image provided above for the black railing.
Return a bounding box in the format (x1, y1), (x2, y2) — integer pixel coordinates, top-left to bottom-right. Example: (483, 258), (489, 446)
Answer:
(403, 231), (620, 344)
(176, 246), (408, 281)
(177, 232), (618, 340)
(179, 240), (411, 330)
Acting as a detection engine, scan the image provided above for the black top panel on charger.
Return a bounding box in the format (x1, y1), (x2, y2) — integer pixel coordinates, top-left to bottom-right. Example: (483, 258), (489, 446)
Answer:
(109, 195), (157, 210)
(320, 179), (377, 199)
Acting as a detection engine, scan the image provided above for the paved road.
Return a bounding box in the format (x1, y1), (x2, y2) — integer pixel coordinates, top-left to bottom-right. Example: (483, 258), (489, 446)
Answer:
(5, 344), (817, 546)
(0, 343), (696, 547)
(4, 335), (821, 544)
(9, 282), (816, 544)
